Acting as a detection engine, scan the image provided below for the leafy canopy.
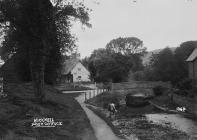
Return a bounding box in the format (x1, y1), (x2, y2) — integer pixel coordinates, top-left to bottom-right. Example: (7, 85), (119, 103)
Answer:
(106, 37), (146, 55)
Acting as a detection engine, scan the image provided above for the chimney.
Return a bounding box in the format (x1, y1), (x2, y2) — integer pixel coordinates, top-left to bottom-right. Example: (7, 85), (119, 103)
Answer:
(70, 53), (80, 60)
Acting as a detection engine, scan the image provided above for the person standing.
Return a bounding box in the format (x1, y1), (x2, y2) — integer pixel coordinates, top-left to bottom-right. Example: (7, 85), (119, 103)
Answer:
(108, 102), (117, 118)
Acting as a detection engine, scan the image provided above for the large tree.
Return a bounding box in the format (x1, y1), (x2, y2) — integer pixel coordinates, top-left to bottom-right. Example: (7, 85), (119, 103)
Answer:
(0, 0), (90, 101)
(150, 47), (176, 83)
(86, 45), (145, 82)
(106, 37), (146, 55)
(145, 41), (197, 85)
(173, 41), (197, 81)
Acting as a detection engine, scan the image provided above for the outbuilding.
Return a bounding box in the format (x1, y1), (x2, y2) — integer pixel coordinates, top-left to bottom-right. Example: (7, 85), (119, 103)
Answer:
(186, 48), (197, 80)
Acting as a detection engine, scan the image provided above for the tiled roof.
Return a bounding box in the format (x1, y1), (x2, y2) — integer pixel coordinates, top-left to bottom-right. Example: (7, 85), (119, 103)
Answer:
(61, 58), (79, 75)
(186, 48), (197, 62)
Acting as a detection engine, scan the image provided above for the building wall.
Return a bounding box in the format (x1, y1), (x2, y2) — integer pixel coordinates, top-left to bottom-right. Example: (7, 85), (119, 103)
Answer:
(188, 62), (194, 79)
(71, 63), (90, 82)
(194, 59), (197, 79)
(188, 60), (197, 80)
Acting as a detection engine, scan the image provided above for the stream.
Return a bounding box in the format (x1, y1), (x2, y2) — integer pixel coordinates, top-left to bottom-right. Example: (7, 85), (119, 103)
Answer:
(146, 113), (197, 138)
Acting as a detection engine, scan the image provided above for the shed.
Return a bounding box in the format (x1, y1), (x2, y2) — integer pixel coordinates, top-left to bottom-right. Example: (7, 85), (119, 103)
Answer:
(186, 48), (197, 80)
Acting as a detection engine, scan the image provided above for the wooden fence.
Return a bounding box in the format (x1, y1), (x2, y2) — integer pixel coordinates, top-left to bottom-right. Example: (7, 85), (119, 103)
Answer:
(84, 89), (108, 102)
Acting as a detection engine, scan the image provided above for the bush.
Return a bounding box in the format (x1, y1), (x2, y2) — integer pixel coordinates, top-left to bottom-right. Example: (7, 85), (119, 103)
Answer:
(102, 94), (120, 109)
(133, 71), (145, 81)
(176, 78), (193, 90)
(173, 89), (189, 96)
(87, 92), (122, 109)
(187, 87), (197, 98)
(153, 86), (165, 96)
(174, 87), (197, 97)
(103, 82), (112, 91)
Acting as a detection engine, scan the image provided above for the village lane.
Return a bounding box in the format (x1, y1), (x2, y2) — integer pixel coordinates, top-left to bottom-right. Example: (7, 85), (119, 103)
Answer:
(75, 93), (122, 140)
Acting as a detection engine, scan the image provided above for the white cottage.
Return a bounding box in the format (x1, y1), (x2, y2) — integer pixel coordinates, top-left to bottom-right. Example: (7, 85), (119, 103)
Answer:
(61, 58), (91, 83)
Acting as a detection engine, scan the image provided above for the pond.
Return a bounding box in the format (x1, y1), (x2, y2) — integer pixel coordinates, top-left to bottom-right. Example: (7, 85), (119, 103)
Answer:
(146, 113), (197, 138)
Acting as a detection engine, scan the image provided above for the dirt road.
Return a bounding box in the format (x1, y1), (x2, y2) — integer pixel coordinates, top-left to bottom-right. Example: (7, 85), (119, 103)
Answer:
(75, 94), (122, 140)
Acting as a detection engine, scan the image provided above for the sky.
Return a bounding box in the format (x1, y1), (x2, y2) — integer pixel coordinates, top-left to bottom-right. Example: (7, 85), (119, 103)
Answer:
(72, 0), (197, 58)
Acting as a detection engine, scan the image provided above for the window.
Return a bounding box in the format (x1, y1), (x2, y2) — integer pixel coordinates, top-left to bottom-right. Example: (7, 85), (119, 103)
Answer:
(78, 76), (81, 79)
(78, 68), (81, 71)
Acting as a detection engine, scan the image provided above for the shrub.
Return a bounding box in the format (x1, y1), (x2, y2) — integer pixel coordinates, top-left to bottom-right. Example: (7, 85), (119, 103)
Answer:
(176, 78), (193, 90)
(187, 87), (197, 98)
(153, 86), (165, 96)
(103, 82), (112, 91)
(133, 71), (145, 81)
(102, 94), (120, 109)
(173, 89), (189, 96)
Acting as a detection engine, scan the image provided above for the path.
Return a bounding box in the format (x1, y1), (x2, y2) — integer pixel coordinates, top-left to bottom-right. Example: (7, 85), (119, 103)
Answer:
(75, 93), (122, 140)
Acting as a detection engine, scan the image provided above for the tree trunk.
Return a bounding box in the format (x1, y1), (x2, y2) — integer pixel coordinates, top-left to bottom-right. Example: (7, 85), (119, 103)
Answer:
(29, 46), (46, 101)
(28, 0), (53, 101)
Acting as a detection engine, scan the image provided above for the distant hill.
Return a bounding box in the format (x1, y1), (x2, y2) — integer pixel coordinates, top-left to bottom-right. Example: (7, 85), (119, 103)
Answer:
(142, 47), (176, 66)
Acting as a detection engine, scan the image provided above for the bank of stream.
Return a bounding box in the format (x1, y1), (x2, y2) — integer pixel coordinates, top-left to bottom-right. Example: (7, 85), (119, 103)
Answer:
(146, 113), (197, 139)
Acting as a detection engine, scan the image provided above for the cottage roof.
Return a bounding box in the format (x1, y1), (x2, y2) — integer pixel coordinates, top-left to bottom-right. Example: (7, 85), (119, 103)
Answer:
(186, 48), (197, 62)
(61, 58), (79, 75)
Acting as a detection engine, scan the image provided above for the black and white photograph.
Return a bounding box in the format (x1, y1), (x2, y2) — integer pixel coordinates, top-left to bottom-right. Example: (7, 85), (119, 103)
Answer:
(0, 0), (197, 139)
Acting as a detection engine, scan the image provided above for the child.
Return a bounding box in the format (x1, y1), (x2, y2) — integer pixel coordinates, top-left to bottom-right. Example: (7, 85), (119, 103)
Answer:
(108, 102), (117, 118)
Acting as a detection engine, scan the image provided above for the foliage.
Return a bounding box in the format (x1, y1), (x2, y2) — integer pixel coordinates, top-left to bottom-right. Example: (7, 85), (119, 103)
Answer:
(147, 41), (197, 86)
(106, 37), (146, 55)
(188, 87), (197, 97)
(132, 71), (145, 81)
(84, 37), (146, 83)
(150, 47), (176, 83)
(143, 67), (157, 81)
(87, 92), (122, 109)
(153, 86), (165, 96)
(176, 78), (193, 90)
(0, 0), (91, 100)
(173, 41), (197, 82)
(87, 49), (143, 82)
(173, 89), (189, 96)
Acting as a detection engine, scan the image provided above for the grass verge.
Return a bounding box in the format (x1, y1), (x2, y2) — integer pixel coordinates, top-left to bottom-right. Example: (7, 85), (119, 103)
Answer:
(0, 83), (96, 140)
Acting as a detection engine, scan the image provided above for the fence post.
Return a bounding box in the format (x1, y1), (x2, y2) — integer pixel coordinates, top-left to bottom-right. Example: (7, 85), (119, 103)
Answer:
(89, 91), (91, 99)
(85, 92), (87, 102)
(111, 82), (114, 91)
